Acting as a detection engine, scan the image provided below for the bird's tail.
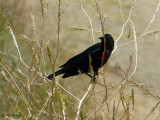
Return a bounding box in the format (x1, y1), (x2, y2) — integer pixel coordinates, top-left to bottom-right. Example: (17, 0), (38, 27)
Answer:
(47, 69), (63, 79)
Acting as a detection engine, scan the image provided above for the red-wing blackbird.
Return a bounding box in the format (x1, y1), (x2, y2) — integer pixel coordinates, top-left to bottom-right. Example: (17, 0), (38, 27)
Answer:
(47, 33), (114, 82)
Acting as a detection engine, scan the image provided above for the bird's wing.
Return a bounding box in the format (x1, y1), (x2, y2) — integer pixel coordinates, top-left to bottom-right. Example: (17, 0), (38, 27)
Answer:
(59, 52), (87, 68)
(60, 43), (101, 68)
(83, 43), (100, 52)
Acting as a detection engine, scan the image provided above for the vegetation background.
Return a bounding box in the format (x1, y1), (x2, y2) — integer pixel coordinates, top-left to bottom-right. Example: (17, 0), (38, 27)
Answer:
(0, 0), (160, 119)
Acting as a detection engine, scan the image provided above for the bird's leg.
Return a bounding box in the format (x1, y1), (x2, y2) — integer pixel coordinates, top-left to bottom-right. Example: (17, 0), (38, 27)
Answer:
(85, 71), (98, 83)
(91, 74), (96, 83)
(91, 71), (98, 83)
(85, 72), (94, 83)
(85, 72), (92, 78)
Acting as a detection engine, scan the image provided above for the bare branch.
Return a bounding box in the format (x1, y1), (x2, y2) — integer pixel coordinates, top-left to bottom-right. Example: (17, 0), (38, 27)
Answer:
(75, 84), (92, 120)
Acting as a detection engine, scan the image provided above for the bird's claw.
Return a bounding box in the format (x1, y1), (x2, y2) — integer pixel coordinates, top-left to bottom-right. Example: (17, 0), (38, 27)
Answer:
(91, 76), (96, 83)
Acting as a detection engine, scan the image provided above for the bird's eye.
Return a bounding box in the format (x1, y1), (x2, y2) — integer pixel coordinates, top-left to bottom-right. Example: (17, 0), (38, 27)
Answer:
(106, 50), (110, 53)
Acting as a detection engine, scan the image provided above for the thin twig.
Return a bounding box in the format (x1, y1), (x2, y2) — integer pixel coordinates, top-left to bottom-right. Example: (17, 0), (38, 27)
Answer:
(81, 4), (95, 44)
(112, 1), (136, 54)
(75, 84), (92, 120)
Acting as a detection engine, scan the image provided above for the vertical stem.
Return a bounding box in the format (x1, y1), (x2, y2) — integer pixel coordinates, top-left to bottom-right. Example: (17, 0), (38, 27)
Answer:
(54, 0), (61, 66)
(94, 0), (105, 66)
(51, 0), (61, 119)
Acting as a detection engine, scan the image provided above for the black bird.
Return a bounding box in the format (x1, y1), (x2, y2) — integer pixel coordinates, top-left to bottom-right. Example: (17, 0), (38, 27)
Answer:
(48, 33), (114, 82)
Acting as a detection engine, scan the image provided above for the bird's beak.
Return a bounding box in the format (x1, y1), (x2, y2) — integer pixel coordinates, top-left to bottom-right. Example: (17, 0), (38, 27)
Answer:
(98, 36), (103, 39)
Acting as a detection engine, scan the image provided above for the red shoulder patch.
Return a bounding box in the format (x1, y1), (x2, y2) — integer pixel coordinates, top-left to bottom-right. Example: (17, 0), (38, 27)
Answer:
(97, 53), (107, 59)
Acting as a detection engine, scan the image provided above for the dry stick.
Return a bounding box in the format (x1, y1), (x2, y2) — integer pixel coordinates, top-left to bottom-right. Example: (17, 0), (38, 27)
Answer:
(118, 31), (160, 49)
(142, 2), (160, 36)
(69, 83), (108, 120)
(117, 2), (160, 49)
(9, 27), (29, 69)
(50, 0), (61, 119)
(129, 19), (138, 79)
(138, 2), (160, 39)
(36, 93), (52, 120)
(94, 0), (105, 67)
(75, 84), (92, 120)
(152, 109), (160, 120)
(0, 63), (31, 109)
(144, 101), (160, 120)
(45, 77), (85, 119)
(81, 4), (95, 44)
(31, 14), (39, 49)
(118, 0), (124, 21)
(0, 51), (19, 60)
(48, 0), (62, 119)
(54, 0), (61, 66)
(56, 81), (80, 101)
(64, 0), (80, 6)
(30, 13), (45, 80)
(129, 81), (160, 101)
(0, 7), (12, 28)
(86, 2), (136, 119)
(79, 87), (108, 119)
(0, 80), (12, 106)
(27, 107), (32, 118)
(7, 25), (37, 74)
(93, 2), (109, 118)
(127, 81), (160, 119)
(39, 0), (47, 75)
(70, 27), (101, 33)
(93, 87), (96, 119)
(33, 109), (69, 119)
(112, 1), (136, 53)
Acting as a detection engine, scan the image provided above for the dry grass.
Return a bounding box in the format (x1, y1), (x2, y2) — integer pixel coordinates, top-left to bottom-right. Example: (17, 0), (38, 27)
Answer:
(1, 0), (160, 120)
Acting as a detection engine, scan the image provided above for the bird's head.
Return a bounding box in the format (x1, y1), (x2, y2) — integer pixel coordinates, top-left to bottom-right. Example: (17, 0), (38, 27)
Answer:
(98, 33), (114, 49)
